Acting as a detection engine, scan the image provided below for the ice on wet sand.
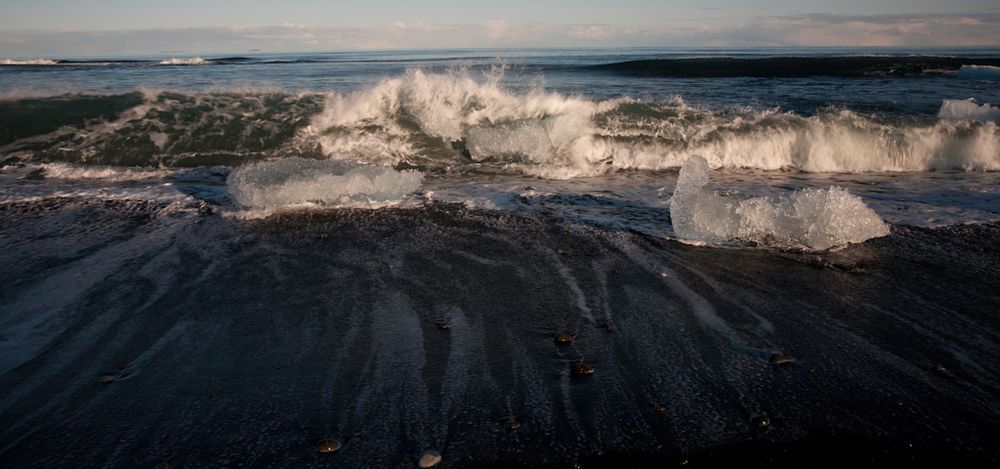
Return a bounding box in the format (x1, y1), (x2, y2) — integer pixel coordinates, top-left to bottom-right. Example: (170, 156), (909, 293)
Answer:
(669, 155), (890, 250)
(227, 157), (423, 209)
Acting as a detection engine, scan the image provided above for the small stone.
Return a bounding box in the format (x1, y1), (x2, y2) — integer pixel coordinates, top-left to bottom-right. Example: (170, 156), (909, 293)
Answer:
(419, 450), (442, 468)
(554, 333), (574, 345)
(769, 353), (794, 365)
(571, 362), (595, 376)
(98, 374), (119, 384)
(751, 414), (770, 428)
(655, 403), (667, 414)
(660, 272), (669, 278)
(601, 322), (616, 333)
(317, 439), (342, 454)
(932, 363), (948, 375)
(506, 419), (521, 432)
(434, 320), (454, 330)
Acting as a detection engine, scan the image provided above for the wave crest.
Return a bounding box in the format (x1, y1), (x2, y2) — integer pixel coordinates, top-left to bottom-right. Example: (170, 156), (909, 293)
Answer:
(305, 70), (1000, 177)
(159, 57), (209, 65)
(0, 58), (58, 66)
(3, 70), (999, 177)
(938, 99), (1000, 123)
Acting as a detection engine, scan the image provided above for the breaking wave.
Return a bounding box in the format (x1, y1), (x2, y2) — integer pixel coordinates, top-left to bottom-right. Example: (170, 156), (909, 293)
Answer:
(938, 99), (1000, 123)
(2, 69), (999, 177)
(36, 162), (176, 181)
(159, 57), (209, 66)
(1, 58), (58, 66)
(303, 69), (1000, 177)
(670, 155), (890, 250)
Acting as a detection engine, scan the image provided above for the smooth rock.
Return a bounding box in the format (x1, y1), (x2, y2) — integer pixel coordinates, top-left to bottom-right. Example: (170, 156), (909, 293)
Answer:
(434, 320), (454, 330)
(571, 362), (595, 376)
(752, 414), (770, 428)
(769, 353), (795, 365)
(317, 439), (342, 454)
(419, 450), (442, 468)
(554, 333), (574, 345)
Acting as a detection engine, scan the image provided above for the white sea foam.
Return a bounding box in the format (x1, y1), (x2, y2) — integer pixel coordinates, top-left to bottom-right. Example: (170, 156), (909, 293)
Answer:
(6, 71), (999, 178)
(0, 58), (58, 66)
(957, 65), (1000, 80)
(938, 99), (1000, 123)
(302, 70), (1000, 177)
(669, 155), (890, 250)
(159, 57), (209, 65)
(227, 157), (423, 209)
(599, 102), (1000, 173)
(305, 68), (621, 178)
(39, 163), (175, 181)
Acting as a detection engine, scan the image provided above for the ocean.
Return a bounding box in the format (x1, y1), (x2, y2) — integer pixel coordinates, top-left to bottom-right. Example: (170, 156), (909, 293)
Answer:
(1, 48), (999, 467)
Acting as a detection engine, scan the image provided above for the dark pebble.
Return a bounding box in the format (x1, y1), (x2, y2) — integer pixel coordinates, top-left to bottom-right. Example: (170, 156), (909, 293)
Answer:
(571, 362), (595, 376)
(554, 333), (574, 345)
(751, 414), (770, 428)
(317, 439), (342, 454)
(769, 353), (794, 365)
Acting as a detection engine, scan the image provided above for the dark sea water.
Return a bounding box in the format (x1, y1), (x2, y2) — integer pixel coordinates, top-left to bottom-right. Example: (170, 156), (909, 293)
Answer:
(1, 48), (1000, 467)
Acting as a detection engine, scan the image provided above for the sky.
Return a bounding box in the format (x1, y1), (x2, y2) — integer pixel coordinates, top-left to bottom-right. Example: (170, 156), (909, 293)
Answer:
(1, 0), (999, 56)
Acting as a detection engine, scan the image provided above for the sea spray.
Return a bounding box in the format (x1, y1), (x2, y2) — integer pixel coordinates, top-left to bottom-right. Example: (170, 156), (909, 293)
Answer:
(938, 99), (1000, 123)
(304, 71), (1000, 175)
(3, 72), (999, 174)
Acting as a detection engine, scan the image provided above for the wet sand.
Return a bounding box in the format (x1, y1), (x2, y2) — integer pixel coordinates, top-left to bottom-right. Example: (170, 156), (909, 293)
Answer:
(1, 202), (999, 467)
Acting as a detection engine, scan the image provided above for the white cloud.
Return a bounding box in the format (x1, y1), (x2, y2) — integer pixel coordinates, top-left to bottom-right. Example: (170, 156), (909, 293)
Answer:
(723, 13), (1000, 47)
(484, 20), (510, 41)
(568, 25), (613, 39)
(1, 13), (998, 55)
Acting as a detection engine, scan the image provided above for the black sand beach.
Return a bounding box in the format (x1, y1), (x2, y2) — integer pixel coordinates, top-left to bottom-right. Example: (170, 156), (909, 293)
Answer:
(2, 201), (998, 467)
